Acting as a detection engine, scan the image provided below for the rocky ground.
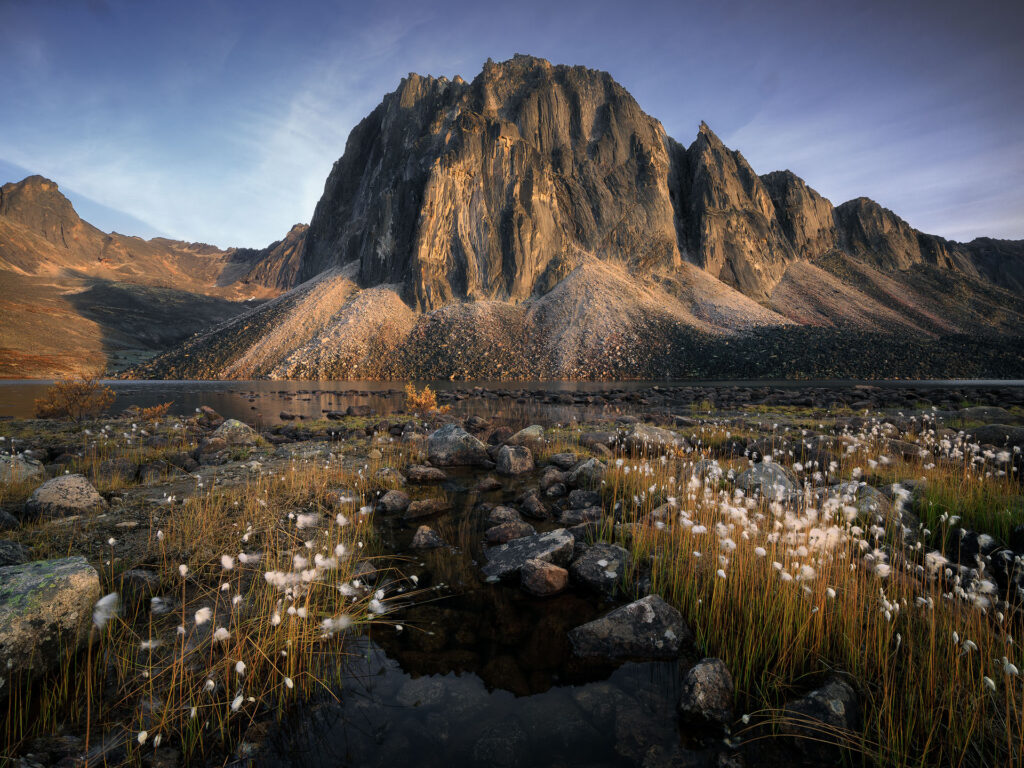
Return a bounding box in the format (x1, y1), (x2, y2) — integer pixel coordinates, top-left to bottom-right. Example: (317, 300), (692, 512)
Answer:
(1, 393), (1023, 767)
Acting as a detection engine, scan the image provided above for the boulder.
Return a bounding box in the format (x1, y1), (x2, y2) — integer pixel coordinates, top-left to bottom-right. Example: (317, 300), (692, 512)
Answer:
(0, 455), (44, 484)
(404, 498), (451, 520)
(539, 466), (568, 490)
(969, 424), (1024, 449)
(0, 557), (101, 698)
(678, 657), (734, 726)
(623, 423), (687, 454)
(24, 474), (107, 520)
(481, 529), (575, 581)
(485, 505), (523, 525)
(476, 475), (503, 492)
(518, 489), (549, 520)
(570, 543), (631, 595)
(485, 521), (536, 544)
(548, 452), (578, 470)
(505, 425), (545, 446)
(568, 489), (601, 509)
(0, 511), (19, 531)
(411, 525), (445, 549)
(406, 465), (448, 483)
(211, 419), (259, 446)
(118, 568), (161, 607)
(734, 463), (797, 497)
(568, 458), (607, 488)
(520, 558), (569, 596)
(781, 676), (861, 762)
(568, 595), (689, 660)
(0, 541), (28, 567)
(557, 505), (603, 527)
(378, 490), (411, 514)
(496, 445), (534, 476)
(427, 424), (490, 467)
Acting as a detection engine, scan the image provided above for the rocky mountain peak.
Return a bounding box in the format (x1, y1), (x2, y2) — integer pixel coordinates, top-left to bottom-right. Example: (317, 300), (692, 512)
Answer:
(0, 175), (84, 249)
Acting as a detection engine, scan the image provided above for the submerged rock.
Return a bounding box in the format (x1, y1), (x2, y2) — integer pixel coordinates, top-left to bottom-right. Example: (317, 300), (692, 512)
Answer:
(481, 529), (575, 580)
(24, 474), (107, 520)
(568, 595), (689, 660)
(404, 498), (451, 520)
(485, 521), (536, 544)
(406, 464), (448, 483)
(411, 525), (445, 549)
(378, 490), (411, 514)
(0, 557), (101, 698)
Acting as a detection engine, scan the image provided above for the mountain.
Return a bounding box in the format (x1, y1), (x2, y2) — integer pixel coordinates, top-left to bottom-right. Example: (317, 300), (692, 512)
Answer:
(0, 176), (291, 378)
(131, 55), (1024, 381)
(11, 55), (1023, 381)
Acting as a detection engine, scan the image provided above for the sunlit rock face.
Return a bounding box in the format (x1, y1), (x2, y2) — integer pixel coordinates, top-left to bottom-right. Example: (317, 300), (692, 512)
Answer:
(299, 54), (682, 309)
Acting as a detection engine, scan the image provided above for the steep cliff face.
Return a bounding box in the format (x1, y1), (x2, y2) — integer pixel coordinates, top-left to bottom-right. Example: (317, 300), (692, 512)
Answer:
(299, 55), (681, 309)
(234, 223), (308, 290)
(760, 170), (838, 258)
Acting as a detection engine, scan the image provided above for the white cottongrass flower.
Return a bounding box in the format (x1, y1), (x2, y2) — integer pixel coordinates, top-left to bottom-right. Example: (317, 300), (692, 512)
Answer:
(983, 676), (996, 691)
(194, 607), (213, 626)
(716, 569), (727, 579)
(178, 564), (189, 578)
(1003, 658), (1020, 676)
(214, 627), (231, 643)
(137, 730), (148, 745)
(93, 593), (119, 629)
(284, 676), (294, 689)
(754, 546), (767, 557)
(235, 660), (246, 676)
(321, 615), (353, 635)
(107, 537), (117, 546)
(221, 554), (235, 570)
(231, 694), (243, 711)
(296, 513), (320, 529)
(336, 513), (349, 527)
(204, 679), (216, 692)
(140, 639), (163, 651)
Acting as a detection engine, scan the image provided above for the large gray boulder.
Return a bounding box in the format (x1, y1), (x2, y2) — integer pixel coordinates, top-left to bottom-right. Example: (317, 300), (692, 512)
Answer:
(968, 424), (1024, 449)
(678, 657), (734, 725)
(427, 424), (489, 466)
(0, 541), (28, 567)
(623, 423), (687, 454)
(0, 454), (44, 484)
(781, 676), (861, 762)
(211, 418), (259, 446)
(568, 595), (689, 660)
(505, 425), (545, 446)
(24, 474), (107, 519)
(496, 444), (534, 476)
(734, 462), (797, 497)
(481, 528), (575, 580)
(0, 557), (101, 698)
(567, 458), (607, 488)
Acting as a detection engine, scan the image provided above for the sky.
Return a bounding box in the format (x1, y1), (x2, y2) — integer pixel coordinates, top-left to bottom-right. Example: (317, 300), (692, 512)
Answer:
(1, 0), (1021, 248)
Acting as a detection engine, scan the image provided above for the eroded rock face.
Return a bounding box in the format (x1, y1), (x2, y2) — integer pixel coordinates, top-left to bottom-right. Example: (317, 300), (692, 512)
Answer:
(568, 595), (690, 660)
(0, 557), (101, 698)
(299, 55), (682, 308)
(24, 474), (107, 519)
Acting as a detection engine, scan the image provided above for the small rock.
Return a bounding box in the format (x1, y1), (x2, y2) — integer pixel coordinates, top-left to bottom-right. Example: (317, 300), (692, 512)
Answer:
(568, 595), (690, 660)
(557, 505), (602, 526)
(678, 657), (734, 726)
(367, 448), (384, 461)
(623, 423), (687, 454)
(406, 465), (448, 483)
(118, 568), (161, 607)
(521, 558), (569, 596)
(568, 458), (607, 488)
(485, 521), (536, 544)
(496, 445), (534, 476)
(378, 490), (411, 514)
(486, 506), (523, 525)
(404, 498), (451, 520)
(734, 463), (797, 498)
(548, 452), (578, 470)
(569, 542), (630, 594)
(518, 489), (548, 520)
(411, 526), (445, 550)
(476, 475), (503, 492)
(24, 475), (107, 520)
(568, 489), (600, 509)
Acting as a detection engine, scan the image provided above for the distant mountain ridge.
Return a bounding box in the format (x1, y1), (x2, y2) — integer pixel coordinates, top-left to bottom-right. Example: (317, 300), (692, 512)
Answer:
(132, 55), (1023, 380)
(0, 176), (299, 377)
(4, 55), (1023, 379)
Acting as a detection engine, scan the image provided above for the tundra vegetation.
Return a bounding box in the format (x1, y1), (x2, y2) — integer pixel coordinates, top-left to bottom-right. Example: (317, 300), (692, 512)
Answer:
(0, 390), (1021, 767)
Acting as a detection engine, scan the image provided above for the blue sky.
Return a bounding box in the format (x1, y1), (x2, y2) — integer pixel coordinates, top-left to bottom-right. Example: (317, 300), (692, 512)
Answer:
(1, 0), (1021, 248)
